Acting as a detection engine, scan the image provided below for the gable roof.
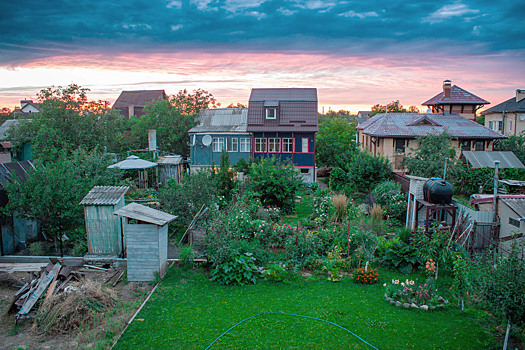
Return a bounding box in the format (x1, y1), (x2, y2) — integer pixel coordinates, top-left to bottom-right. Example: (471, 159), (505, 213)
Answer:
(0, 160), (35, 188)
(462, 151), (525, 169)
(249, 88), (318, 102)
(357, 113), (506, 139)
(501, 198), (525, 218)
(0, 119), (27, 140)
(189, 108), (248, 133)
(112, 90), (167, 109)
(483, 96), (525, 114)
(423, 85), (489, 106)
(79, 186), (129, 206)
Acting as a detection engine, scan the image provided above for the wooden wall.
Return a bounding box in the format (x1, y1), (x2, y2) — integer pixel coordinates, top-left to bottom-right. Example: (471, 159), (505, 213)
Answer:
(126, 224), (168, 282)
(85, 198), (125, 255)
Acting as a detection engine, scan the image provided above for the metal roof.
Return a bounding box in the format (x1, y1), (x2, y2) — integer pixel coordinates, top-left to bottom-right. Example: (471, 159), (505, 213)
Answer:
(249, 88), (318, 102)
(0, 160), (35, 188)
(357, 113), (506, 139)
(157, 155), (183, 165)
(189, 108), (248, 133)
(501, 198), (525, 218)
(112, 90), (167, 109)
(108, 155), (158, 170)
(462, 151), (525, 169)
(79, 186), (129, 206)
(113, 202), (177, 226)
(423, 85), (489, 105)
(0, 119), (25, 140)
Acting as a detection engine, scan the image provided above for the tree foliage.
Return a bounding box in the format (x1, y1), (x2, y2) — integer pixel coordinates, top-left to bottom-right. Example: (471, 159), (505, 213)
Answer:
(370, 100), (419, 117)
(347, 152), (392, 193)
(316, 117), (358, 168)
(214, 150), (236, 202)
(495, 132), (525, 165)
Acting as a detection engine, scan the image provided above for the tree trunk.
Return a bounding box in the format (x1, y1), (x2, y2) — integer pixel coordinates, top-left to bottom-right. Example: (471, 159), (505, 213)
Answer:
(503, 320), (511, 350)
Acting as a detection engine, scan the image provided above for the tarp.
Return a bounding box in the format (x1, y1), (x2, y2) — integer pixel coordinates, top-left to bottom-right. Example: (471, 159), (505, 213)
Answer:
(107, 155), (158, 170)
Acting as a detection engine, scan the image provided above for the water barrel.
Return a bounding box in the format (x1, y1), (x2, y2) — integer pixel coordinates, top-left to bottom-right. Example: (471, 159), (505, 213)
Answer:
(423, 178), (453, 205)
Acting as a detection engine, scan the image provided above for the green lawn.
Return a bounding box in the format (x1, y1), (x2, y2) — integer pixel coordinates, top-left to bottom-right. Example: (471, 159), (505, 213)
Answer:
(114, 268), (496, 350)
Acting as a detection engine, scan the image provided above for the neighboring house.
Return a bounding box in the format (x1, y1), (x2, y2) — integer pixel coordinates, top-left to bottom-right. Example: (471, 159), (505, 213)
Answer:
(357, 112), (506, 172)
(112, 90), (167, 119)
(423, 80), (489, 121)
(497, 196), (525, 254)
(0, 119), (32, 162)
(247, 88), (318, 182)
(356, 111), (371, 124)
(157, 155), (186, 185)
(483, 89), (525, 136)
(12, 99), (41, 118)
(188, 108), (250, 172)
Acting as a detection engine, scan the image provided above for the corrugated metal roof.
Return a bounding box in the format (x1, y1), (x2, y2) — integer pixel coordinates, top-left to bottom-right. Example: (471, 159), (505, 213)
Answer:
(463, 151), (525, 169)
(249, 88), (318, 102)
(157, 155), (183, 165)
(501, 198), (525, 218)
(108, 155), (158, 170)
(0, 160), (35, 188)
(113, 202), (177, 226)
(357, 113), (506, 139)
(423, 85), (489, 105)
(112, 90), (167, 109)
(189, 108), (248, 133)
(0, 119), (24, 140)
(79, 186), (129, 206)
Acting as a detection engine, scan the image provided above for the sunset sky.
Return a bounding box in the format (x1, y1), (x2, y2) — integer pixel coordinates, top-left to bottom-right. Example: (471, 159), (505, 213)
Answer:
(1, 0), (524, 113)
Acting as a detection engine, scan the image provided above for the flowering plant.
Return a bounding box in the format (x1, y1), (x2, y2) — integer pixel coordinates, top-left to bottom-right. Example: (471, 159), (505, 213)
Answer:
(263, 205), (282, 223)
(352, 266), (379, 284)
(384, 278), (448, 309)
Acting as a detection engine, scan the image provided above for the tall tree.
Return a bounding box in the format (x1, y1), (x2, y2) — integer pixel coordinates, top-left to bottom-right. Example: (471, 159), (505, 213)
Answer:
(370, 100), (418, 117)
(316, 117), (358, 168)
(495, 132), (525, 165)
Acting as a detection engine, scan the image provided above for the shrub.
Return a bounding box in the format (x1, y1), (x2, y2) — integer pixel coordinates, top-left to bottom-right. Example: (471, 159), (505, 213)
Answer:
(210, 253), (263, 285)
(29, 241), (47, 256)
(331, 194), (348, 223)
(180, 245), (197, 269)
(384, 278), (448, 308)
(309, 189), (333, 226)
(322, 245), (348, 282)
(376, 237), (421, 274)
(347, 153), (392, 193)
(265, 264), (299, 283)
(371, 181), (407, 224)
(329, 167), (351, 194)
(352, 266), (379, 284)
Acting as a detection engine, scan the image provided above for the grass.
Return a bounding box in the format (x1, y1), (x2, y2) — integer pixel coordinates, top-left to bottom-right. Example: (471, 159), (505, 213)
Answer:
(283, 189), (313, 225)
(114, 267), (496, 350)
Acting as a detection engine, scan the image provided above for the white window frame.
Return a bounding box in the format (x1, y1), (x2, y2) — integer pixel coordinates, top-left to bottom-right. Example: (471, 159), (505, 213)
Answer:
(266, 108), (277, 119)
(268, 138), (280, 153)
(255, 138), (267, 153)
(282, 138), (293, 153)
(226, 138), (238, 152)
(301, 138), (309, 153)
(240, 138), (250, 152)
(509, 120), (513, 133)
(489, 120), (503, 132)
(213, 137), (225, 152)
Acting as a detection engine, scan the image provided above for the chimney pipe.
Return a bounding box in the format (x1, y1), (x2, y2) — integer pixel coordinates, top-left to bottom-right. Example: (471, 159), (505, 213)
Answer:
(443, 80), (452, 98)
(516, 89), (525, 103)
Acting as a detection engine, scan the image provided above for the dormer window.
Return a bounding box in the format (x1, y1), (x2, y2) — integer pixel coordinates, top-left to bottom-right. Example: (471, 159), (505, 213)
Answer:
(266, 108), (277, 119)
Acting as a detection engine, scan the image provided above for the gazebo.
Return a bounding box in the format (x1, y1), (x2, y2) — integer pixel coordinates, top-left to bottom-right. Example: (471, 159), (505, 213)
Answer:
(108, 155), (158, 188)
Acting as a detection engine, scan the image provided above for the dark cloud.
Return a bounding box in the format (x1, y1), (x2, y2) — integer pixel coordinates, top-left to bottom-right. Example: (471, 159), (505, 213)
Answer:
(0, 0), (523, 64)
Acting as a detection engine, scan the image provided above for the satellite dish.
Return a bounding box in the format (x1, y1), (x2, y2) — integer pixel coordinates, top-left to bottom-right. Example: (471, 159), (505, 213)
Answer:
(520, 114), (525, 121)
(202, 134), (212, 146)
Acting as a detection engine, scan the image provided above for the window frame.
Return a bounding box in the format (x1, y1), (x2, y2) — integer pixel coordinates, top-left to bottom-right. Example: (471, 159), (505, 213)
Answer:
(255, 138), (267, 153)
(268, 138), (280, 153)
(282, 138), (294, 153)
(226, 137), (238, 152)
(212, 137), (225, 152)
(240, 137), (250, 152)
(394, 138), (406, 153)
(301, 138), (309, 153)
(265, 108), (277, 120)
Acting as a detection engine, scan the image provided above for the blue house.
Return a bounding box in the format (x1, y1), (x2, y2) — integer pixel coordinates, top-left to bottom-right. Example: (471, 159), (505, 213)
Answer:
(247, 88), (318, 182)
(189, 108), (251, 172)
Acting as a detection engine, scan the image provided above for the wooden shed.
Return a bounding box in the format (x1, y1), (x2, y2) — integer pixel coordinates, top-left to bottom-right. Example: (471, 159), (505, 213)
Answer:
(114, 203), (177, 282)
(157, 155), (185, 185)
(80, 186), (129, 256)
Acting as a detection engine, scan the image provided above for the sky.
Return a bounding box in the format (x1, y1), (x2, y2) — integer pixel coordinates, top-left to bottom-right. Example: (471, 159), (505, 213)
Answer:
(1, 0), (524, 113)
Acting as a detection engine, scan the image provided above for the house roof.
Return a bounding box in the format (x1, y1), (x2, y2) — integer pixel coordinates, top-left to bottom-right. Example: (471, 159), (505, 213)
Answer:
(112, 90), (166, 109)
(0, 119), (22, 140)
(79, 186), (129, 206)
(0, 160), (35, 188)
(423, 85), (489, 106)
(107, 155), (158, 170)
(501, 198), (525, 218)
(463, 151), (525, 169)
(483, 95), (525, 114)
(189, 108), (248, 133)
(157, 155), (183, 165)
(113, 202), (177, 226)
(249, 88), (318, 102)
(357, 113), (506, 139)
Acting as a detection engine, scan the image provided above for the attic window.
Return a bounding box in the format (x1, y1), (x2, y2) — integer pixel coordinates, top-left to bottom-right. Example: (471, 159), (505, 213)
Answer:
(266, 108), (277, 119)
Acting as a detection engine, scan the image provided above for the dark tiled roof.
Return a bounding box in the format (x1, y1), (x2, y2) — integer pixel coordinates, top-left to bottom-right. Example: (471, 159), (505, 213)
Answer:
(79, 186), (129, 206)
(423, 85), (489, 106)
(483, 96), (525, 114)
(112, 90), (167, 109)
(249, 88), (318, 102)
(358, 113), (506, 139)
(189, 108), (248, 133)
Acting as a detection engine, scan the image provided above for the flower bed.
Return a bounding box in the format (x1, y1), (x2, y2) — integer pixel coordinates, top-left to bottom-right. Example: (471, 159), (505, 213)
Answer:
(384, 278), (449, 311)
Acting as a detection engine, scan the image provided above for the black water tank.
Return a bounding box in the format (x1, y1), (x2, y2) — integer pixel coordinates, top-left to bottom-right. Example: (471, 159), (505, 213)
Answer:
(423, 178), (453, 205)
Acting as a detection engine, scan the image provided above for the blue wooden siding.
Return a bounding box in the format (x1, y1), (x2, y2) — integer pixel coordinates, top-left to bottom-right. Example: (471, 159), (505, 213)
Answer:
(190, 134), (251, 167)
(252, 132), (315, 167)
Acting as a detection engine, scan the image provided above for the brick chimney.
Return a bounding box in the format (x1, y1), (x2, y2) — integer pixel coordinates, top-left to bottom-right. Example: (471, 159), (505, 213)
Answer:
(443, 80), (452, 98)
(516, 89), (525, 103)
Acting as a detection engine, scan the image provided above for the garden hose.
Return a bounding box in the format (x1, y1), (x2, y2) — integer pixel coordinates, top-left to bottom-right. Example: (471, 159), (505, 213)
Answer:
(204, 311), (380, 350)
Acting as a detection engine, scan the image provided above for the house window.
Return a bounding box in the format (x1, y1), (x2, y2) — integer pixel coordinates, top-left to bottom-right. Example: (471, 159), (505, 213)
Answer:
(475, 141), (485, 151)
(240, 138), (250, 152)
(489, 120), (503, 132)
(226, 138), (238, 152)
(302, 138), (309, 153)
(266, 108), (277, 119)
(509, 120), (513, 133)
(509, 217), (520, 228)
(255, 138), (266, 153)
(282, 138), (293, 153)
(268, 138), (280, 153)
(395, 138), (406, 153)
(213, 137), (225, 152)
(461, 140), (471, 151)
(300, 168), (310, 174)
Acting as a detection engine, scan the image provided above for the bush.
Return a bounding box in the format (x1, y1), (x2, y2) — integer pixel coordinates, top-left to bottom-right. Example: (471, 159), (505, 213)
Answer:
(347, 153), (392, 193)
(29, 241), (47, 256)
(376, 237), (421, 274)
(352, 266), (379, 284)
(265, 263), (299, 283)
(384, 278), (448, 308)
(371, 181), (407, 224)
(210, 253), (263, 285)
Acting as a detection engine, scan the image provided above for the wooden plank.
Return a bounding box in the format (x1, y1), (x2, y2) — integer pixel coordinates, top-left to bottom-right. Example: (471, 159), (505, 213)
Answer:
(18, 262), (61, 316)
(44, 270), (60, 300)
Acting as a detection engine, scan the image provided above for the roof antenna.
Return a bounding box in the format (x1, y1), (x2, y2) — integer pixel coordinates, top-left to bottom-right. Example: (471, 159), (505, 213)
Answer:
(384, 101), (388, 132)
